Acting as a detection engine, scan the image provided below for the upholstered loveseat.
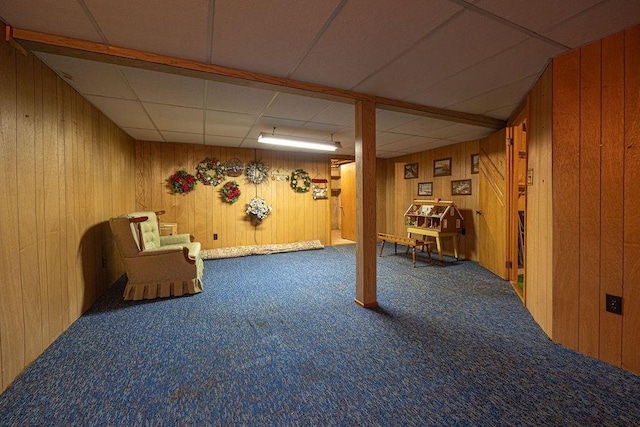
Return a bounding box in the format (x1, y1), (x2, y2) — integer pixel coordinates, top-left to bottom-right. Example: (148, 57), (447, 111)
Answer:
(109, 211), (203, 300)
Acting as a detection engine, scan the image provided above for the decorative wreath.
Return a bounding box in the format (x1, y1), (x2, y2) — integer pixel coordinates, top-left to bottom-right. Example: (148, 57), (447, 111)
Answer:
(168, 169), (197, 195)
(245, 160), (270, 184)
(290, 169), (311, 193)
(196, 157), (226, 186)
(221, 181), (241, 204)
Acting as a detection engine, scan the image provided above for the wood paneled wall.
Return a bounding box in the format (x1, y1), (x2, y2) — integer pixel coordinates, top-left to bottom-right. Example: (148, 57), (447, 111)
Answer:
(380, 140), (481, 261)
(135, 141), (331, 248)
(551, 25), (640, 374)
(0, 27), (136, 393)
(525, 64), (554, 336)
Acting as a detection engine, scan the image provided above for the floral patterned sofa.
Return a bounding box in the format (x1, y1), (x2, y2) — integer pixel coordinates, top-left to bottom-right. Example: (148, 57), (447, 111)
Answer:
(109, 211), (203, 300)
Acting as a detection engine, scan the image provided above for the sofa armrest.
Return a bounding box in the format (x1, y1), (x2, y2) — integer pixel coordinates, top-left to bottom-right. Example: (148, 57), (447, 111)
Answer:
(138, 246), (196, 265)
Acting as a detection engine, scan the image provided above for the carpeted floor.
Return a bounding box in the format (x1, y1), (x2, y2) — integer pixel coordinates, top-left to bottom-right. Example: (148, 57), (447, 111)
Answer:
(1, 244), (639, 426)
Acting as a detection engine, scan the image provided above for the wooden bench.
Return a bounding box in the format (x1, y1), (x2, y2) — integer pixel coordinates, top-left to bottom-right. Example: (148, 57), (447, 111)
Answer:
(377, 233), (432, 268)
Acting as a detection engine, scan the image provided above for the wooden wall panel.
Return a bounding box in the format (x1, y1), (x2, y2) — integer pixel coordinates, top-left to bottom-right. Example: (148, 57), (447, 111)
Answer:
(622, 25), (640, 373)
(134, 142), (331, 248)
(0, 27), (25, 392)
(526, 65), (554, 336)
(552, 49), (581, 350)
(578, 41), (601, 357)
(0, 25), (136, 393)
(600, 32), (625, 366)
(385, 139), (481, 261)
(546, 25), (640, 374)
(16, 50), (44, 364)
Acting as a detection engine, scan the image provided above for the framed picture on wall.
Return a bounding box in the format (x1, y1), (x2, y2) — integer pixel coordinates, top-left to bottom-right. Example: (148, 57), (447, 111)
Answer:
(433, 158), (452, 177)
(404, 163), (419, 179)
(418, 182), (433, 196)
(471, 153), (479, 174)
(451, 179), (472, 195)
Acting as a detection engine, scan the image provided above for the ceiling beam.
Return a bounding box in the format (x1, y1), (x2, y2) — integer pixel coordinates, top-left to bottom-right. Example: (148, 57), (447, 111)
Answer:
(8, 26), (506, 129)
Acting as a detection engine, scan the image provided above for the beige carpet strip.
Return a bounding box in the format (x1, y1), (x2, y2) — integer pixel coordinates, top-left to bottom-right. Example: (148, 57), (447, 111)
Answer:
(201, 240), (324, 260)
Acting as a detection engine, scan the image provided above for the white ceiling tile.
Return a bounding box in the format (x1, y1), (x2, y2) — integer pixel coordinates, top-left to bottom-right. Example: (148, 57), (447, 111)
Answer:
(85, 96), (155, 129)
(310, 103), (355, 127)
(36, 53), (136, 100)
(263, 93), (334, 122)
(377, 136), (439, 152)
(354, 10), (529, 100)
(387, 117), (455, 136)
(160, 131), (204, 145)
(204, 135), (243, 147)
(211, 0), (342, 77)
(205, 82), (275, 114)
(84, 0), (211, 61)
(376, 132), (412, 145)
(542, 0), (640, 48)
(300, 122), (344, 136)
(474, 0), (602, 33)
(446, 76), (536, 116)
(375, 110), (421, 132)
(407, 37), (563, 109)
(205, 111), (257, 137)
(291, 0), (460, 89)
(426, 123), (492, 140)
(144, 103), (204, 133)
(251, 118), (307, 135)
(0, 0), (104, 41)
(121, 67), (206, 108)
(121, 127), (164, 141)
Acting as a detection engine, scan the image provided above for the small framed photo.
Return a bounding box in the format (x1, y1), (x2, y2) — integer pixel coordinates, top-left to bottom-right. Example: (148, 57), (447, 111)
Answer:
(404, 163), (419, 179)
(418, 182), (433, 196)
(433, 158), (452, 177)
(451, 179), (472, 195)
(471, 153), (479, 174)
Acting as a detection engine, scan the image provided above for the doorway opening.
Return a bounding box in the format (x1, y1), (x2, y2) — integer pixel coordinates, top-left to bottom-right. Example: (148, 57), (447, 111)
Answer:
(508, 116), (527, 301)
(330, 159), (355, 245)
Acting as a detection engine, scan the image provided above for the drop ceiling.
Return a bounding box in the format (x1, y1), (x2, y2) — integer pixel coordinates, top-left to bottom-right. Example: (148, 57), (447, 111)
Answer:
(1, 0), (639, 158)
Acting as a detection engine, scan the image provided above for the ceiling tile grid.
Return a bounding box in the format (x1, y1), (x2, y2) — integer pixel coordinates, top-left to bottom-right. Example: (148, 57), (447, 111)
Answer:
(2, 0), (639, 157)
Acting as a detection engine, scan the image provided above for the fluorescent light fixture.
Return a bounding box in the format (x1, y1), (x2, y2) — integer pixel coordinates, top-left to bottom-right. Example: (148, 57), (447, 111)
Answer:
(258, 132), (341, 152)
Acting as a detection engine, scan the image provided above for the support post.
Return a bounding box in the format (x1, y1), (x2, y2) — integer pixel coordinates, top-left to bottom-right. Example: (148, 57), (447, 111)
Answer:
(354, 100), (377, 307)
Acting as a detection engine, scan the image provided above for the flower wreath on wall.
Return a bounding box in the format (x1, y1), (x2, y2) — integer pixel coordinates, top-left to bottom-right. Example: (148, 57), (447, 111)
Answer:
(168, 169), (197, 195)
(196, 157), (226, 186)
(245, 160), (270, 184)
(246, 197), (272, 225)
(221, 181), (241, 204)
(290, 169), (311, 193)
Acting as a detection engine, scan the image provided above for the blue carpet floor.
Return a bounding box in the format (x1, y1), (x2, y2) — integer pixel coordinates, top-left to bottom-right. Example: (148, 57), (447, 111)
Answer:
(1, 244), (639, 426)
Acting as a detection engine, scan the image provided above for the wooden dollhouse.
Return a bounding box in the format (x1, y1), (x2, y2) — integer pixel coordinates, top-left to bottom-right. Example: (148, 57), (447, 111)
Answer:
(404, 199), (464, 260)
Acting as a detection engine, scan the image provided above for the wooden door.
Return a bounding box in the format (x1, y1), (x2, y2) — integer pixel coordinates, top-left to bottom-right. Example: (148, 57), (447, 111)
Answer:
(340, 162), (356, 241)
(478, 129), (509, 279)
